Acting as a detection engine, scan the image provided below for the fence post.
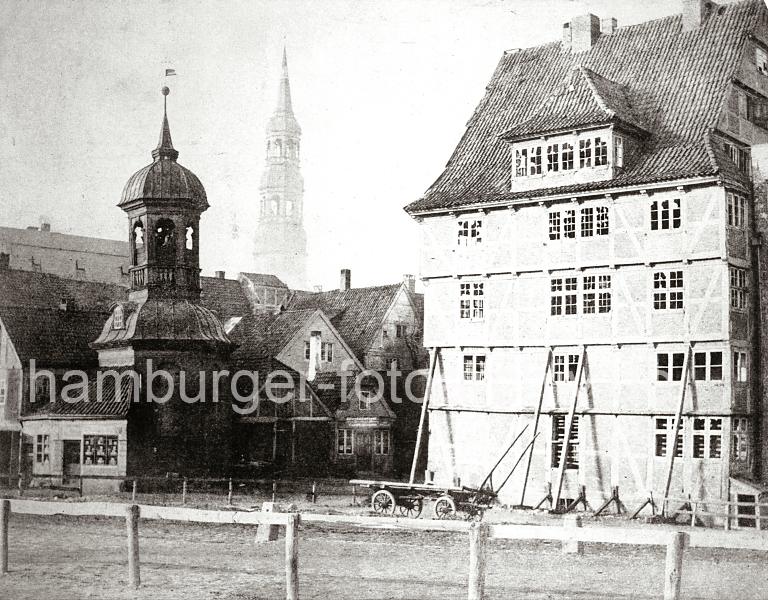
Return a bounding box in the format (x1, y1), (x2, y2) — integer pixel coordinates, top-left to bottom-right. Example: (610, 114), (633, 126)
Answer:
(272, 481), (277, 503)
(285, 513), (300, 600)
(562, 514), (583, 555)
(132, 480), (137, 503)
(311, 482), (317, 504)
(125, 504), (140, 589)
(663, 531), (687, 600)
(352, 484), (357, 506)
(468, 521), (488, 600)
(182, 478), (188, 505)
(0, 499), (10, 575)
(228, 478), (233, 506)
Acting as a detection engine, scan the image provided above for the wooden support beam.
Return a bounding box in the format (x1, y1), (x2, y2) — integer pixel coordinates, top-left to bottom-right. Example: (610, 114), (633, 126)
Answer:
(519, 348), (552, 506)
(662, 347), (691, 515)
(552, 346), (587, 509)
(409, 347), (438, 484)
(478, 425), (528, 492)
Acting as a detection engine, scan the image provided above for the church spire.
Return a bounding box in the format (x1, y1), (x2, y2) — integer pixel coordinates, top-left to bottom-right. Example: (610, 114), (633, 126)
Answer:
(277, 46), (294, 115)
(152, 86), (179, 161)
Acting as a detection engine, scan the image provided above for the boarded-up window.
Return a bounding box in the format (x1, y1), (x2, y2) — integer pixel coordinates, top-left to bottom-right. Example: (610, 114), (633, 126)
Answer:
(551, 414), (579, 469)
(654, 417), (682, 458)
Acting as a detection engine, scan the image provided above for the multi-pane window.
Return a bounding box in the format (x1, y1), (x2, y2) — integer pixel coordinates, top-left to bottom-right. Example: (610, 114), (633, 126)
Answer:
(337, 429), (353, 455)
(724, 143), (750, 174)
(548, 211), (561, 240)
(463, 355), (486, 381)
(561, 143), (574, 170)
(650, 198), (681, 230)
(551, 414), (579, 469)
(692, 418), (722, 459)
(654, 418), (683, 458)
(458, 219), (482, 245)
(727, 192), (746, 228)
(553, 354), (579, 382)
(614, 135), (624, 168)
(83, 435), (118, 466)
(529, 146), (542, 175)
(580, 208), (594, 237)
(374, 430), (390, 455)
(550, 277), (577, 316)
(732, 418), (751, 466)
(515, 148), (528, 177)
(304, 341), (311, 360)
(547, 144), (559, 172)
(563, 210), (576, 239)
(653, 270), (684, 310)
(459, 283), (484, 320)
(594, 137), (608, 166)
(35, 434), (50, 464)
(359, 390), (374, 411)
(657, 352), (685, 382)
(733, 350), (748, 383)
(35, 376), (51, 404)
(693, 351), (723, 381)
(321, 342), (334, 362)
(0, 376), (6, 405)
(730, 267), (748, 310)
(596, 206), (609, 235)
(582, 275), (611, 314)
(579, 139), (592, 168)
(395, 324), (407, 338)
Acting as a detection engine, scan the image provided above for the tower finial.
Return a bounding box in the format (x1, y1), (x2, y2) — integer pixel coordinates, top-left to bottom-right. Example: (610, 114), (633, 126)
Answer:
(153, 86), (179, 161)
(277, 47), (293, 115)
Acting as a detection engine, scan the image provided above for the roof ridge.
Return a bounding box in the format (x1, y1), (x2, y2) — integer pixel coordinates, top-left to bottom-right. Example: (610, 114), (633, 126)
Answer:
(577, 66), (616, 119)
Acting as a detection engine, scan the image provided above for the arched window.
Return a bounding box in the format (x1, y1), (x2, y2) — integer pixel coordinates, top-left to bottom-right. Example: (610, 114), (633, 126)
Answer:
(132, 220), (144, 263)
(185, 225), (194, 250)
(113, 305), (124, 329)
(270, 197), (280, 216)
(155, 219), (175, 251)
(285, 200), (294, 216)
(275, 139), (283, 157)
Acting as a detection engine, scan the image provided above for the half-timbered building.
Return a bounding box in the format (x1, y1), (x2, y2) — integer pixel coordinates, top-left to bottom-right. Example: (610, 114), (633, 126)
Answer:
(406, 0), (768, 524)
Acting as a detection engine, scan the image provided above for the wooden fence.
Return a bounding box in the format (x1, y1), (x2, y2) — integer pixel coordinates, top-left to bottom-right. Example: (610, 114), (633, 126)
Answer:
(2, 499), (768, 599)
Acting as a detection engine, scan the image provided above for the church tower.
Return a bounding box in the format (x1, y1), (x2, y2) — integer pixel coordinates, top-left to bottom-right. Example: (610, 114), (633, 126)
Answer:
(252, 49), (309, 289)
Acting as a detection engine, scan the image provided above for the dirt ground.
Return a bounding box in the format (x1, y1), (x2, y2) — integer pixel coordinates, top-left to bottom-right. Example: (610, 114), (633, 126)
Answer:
(0, 506), (766, 600)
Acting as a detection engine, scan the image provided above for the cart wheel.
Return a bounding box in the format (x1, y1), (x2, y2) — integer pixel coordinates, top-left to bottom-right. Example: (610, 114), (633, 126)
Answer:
(371, 489), (396, 515)
(466, 507), (485, 522)
(433, 495), (456, 519)
(398, 497), (423, 519)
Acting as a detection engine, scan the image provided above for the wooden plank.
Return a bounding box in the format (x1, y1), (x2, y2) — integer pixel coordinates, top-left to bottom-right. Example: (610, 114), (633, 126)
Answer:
(552, 346), (586, 509)
(490, 524), (672, 546)
(519, 349), (552, 506)
(662, 347), (691, 512)
(409, 347), (438, 484)
(9, 500), (127, 518)
(138, 504), (292, 526)
(300, 512), (471, 533)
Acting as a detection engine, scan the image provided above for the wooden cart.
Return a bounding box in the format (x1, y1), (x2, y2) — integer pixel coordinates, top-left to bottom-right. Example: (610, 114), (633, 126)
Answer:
(350, 479), (496, 520)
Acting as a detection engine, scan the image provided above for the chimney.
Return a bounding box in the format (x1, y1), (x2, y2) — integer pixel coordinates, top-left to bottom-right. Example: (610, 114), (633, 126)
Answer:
(26, 226), (38, 231)
(601, 17), (617, 35)
(40, 222), (51, 233)
(0, 253), (9, 270)
(215, 270), (225, 279)
(340, 268), (351, 291)
(565, 14), (601, 53)
(403, 274), (416, 293)
(313, 285), (323, 293)
(682, 0), (715, 31)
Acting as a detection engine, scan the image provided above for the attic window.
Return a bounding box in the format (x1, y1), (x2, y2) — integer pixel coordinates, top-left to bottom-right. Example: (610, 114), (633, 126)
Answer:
(458, 219), (482, 245)
(113, 305), (125, 329)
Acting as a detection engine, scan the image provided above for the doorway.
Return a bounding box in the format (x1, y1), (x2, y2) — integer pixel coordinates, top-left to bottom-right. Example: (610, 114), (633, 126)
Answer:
(63, 440), (81, 484)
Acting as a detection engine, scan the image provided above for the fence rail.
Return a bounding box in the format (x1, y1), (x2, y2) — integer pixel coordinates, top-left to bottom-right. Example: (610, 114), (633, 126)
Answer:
(4, 498), (768, 598)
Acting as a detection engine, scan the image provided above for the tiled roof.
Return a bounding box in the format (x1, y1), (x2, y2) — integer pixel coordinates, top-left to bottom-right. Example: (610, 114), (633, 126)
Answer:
(0, 269), (126, 311)
(200, 276), (252, 320)
(230, 309), (317, 367)
(239, 272), (288, 288)
(287, 285), (403, 359)
(0, 306), (110, 367)
(27, 374), (134, 419)
(500, 66), (648, 141)
(406, 0), (763, 213)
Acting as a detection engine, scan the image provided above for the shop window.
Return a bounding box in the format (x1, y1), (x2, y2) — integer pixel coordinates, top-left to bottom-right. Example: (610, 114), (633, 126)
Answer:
(35, 434), (50, 464)
(83, 435), (118, 466)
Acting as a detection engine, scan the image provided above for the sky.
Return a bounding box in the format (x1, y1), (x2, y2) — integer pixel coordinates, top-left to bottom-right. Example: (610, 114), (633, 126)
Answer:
(0, 0), (699, 290)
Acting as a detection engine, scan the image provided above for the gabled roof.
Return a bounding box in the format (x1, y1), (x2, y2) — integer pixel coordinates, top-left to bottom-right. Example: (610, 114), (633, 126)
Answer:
(500, 66), (648, 141)
(406, 0), (764, 213)
(239, 272), (288, 288)
(25, 374), (134, 420)
(199, 276), (251, 321)
(0, 269), (126, 311)
(287, 284), (404, 359)
(230, 308), (318, 367)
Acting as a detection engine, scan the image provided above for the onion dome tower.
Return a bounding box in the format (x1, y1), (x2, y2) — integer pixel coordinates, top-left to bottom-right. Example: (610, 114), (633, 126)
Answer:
(92, 87), (234, 476)
(252, 49), (309, 289)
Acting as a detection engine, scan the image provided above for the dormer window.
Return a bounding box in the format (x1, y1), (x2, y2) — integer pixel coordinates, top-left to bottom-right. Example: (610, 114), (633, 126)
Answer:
(614, 135), (624, 168)
(515, 148), (528, 177)
(113, 305), (124, 329)
(530, 146), (542, 175)
(561, 143), (574, 170)
(579, 139), (592, 168)
(594, 137), (608, 166)
(757, 47), (768, 75)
